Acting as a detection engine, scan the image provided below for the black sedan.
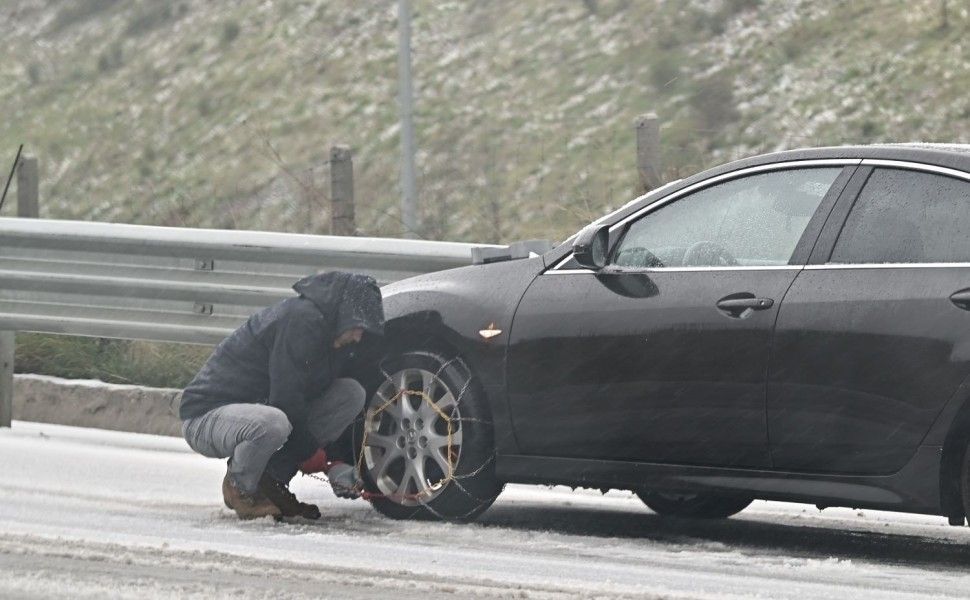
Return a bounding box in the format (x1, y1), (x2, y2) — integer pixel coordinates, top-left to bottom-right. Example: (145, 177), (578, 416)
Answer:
(355, 143), (970, 525)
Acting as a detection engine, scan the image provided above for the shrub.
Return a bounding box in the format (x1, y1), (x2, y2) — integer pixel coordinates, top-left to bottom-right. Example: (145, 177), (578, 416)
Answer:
(125, 3), (174, 37)
(51, 0), (121, 33)
(97, 43), (124, 73)
(722, 0), (762, 17)
(688, 73), (739, 130)
(221, 20), (241, 46)
(649, 52), (682, 89)
(859, 119), (883, 140)
(26, 62), (42, 85)
(197, 95), (215, 116)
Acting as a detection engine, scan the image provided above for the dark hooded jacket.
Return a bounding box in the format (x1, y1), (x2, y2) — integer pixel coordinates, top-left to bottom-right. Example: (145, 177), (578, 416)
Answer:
(178, 272), (384, 425)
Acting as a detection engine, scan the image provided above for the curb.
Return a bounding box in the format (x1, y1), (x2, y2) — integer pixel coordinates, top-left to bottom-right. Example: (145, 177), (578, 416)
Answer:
(13, 374), (182, 437)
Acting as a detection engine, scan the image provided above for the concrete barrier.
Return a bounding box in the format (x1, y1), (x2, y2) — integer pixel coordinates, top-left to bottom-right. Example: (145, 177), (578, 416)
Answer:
(13, 374), (181, 437)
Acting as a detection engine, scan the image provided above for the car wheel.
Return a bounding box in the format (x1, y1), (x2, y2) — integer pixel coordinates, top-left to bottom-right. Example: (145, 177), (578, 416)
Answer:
(355, 350), (502, 521)
(636, 491), (752, 519)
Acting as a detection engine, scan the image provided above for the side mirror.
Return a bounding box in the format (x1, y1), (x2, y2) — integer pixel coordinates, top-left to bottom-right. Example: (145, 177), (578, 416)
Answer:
(572, 223), (610, 270)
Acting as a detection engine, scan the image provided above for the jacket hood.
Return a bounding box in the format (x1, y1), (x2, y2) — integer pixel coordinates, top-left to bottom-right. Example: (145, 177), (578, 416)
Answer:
(293, 271), (385, 337)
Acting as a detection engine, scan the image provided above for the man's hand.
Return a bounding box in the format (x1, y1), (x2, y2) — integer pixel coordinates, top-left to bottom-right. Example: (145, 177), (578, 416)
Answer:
(300, 448), (329, 475)
(300, 449), (363, 499)
(327, 462), (362, 500)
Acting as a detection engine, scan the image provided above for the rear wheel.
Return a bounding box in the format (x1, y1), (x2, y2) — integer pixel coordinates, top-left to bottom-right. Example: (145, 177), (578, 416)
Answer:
(636, 491), (752, 519)
(355, 350), (502, 521)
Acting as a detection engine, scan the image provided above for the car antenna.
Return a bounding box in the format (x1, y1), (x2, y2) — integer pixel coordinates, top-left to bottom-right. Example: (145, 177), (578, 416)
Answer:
(0, 144), (24, 214)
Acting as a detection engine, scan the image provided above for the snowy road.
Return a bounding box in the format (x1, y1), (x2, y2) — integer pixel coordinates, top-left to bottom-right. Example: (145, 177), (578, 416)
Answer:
(3, 422), (970, 599)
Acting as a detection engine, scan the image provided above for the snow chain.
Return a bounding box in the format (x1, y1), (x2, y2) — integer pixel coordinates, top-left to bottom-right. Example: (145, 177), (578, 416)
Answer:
(305, 360), (500, 517)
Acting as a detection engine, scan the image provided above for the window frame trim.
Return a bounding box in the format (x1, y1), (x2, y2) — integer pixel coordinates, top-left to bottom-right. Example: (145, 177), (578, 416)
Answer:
(546, 159), (862, 275)
(806, 263), (970, 270)
(815, 159), (970, 267)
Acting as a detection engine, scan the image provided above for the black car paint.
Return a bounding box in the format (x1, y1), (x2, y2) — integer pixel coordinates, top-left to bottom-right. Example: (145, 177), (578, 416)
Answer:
(769, 265), (970, 475)
(379, 144), (970, 519)
(507, 268), (793, 468)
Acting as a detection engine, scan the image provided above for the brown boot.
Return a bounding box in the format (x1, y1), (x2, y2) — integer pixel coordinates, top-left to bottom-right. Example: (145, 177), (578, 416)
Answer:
(222, 471), (282, 520)
(258, 474), (321, 520)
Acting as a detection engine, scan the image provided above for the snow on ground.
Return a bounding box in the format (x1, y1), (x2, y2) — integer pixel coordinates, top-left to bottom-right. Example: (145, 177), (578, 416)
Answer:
(3, 421), (970, 599)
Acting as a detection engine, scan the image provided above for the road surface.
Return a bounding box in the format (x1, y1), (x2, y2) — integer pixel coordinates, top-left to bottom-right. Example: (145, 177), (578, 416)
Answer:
(3, 421), (970, 599)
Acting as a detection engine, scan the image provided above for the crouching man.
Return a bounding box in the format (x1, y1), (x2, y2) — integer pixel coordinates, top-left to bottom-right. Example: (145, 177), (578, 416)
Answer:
(178, 271), (384, 520)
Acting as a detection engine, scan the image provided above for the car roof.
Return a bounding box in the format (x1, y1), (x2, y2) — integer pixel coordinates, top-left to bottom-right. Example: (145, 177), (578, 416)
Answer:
(716, 143), (970, 173)
(881, 142), (970, 154)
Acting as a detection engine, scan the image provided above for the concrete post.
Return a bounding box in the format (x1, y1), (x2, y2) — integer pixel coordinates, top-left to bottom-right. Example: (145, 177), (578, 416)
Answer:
(17, 155), (38, 218)
(330, 145), (356, 236)
(636, 114), (661, 195)
(0, 331), (13, 427)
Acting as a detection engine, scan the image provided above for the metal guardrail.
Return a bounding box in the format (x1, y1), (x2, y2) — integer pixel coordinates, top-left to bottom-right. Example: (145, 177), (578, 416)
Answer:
(0, 217), (495, 426)
(0, 218), (490, 345)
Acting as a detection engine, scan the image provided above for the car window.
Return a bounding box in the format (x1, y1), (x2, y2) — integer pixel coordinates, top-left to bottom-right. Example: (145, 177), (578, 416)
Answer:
(830, 168), (970, 264)
(612, 168), (841, 268)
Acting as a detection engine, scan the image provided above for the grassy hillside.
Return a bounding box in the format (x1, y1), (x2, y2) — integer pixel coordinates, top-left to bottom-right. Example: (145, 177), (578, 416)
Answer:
(2, 0), (967, 245)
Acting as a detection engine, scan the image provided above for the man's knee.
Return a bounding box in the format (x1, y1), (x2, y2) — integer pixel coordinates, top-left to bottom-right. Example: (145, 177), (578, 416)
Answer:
(183, 403), (292, 459)
(332, 378), (366, 415)
(313, 378), (365, 416)
(305, 378), (366, 443)
(254, 406), (292, 447)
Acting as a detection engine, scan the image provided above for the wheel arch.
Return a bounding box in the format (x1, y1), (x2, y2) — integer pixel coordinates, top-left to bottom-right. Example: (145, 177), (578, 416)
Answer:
(918, 370), (970, 521)
(939, 399), (970, 520)
(384, 311), (467, 360)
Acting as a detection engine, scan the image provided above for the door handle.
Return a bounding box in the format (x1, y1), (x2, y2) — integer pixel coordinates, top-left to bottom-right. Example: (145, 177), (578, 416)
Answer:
(950, 289), (970, 310)
(716, 294), (774, 319)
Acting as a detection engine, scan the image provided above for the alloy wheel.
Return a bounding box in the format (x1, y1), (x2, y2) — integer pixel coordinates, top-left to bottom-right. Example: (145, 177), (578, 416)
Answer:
(362, 367), (463, 506)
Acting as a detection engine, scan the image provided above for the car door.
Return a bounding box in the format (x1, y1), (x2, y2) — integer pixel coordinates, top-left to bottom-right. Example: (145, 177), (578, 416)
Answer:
(506, 164), (853, 468)
(768, 163), (970, 474)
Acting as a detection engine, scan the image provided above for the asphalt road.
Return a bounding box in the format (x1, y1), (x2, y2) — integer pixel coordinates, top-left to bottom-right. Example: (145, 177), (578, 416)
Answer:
(3, 421), (970, 599)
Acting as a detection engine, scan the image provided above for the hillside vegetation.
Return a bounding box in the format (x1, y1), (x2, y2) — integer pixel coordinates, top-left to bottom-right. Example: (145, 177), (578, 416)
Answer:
(2, 0), (968, 245)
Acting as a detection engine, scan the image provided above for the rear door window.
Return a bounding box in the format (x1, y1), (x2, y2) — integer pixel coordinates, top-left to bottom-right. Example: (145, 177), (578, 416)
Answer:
(830, 168), (970, 264)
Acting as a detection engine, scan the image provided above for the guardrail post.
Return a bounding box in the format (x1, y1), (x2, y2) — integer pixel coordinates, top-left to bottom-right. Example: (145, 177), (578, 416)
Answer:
(3, 155), (36, 427)
(17, 155), (39, 218)
(330, 145), (356, 236)
(0, 331), (13, 427)
(636, 114), (661, 194)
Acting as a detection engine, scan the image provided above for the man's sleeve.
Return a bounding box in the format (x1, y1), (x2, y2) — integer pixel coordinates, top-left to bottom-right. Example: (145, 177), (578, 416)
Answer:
(267, 311), (329, 426)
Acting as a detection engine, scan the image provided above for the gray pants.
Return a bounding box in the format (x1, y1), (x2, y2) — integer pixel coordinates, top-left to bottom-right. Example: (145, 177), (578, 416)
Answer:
(181, 378), (366, 494)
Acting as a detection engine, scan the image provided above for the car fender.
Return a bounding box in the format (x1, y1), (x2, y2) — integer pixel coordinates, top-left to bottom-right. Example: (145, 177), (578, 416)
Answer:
(379, 257), (547, 454)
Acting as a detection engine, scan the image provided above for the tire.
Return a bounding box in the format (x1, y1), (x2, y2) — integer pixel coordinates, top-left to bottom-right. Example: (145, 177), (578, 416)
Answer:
(354, 350), (502, 522)
(636, 491), (752, 519)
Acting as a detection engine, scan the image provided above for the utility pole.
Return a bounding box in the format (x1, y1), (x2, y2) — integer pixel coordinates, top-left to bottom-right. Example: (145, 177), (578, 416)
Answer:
(397, 0), (419, 238)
